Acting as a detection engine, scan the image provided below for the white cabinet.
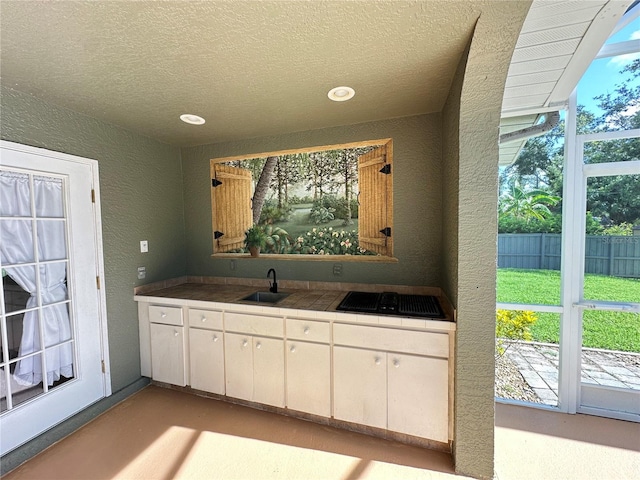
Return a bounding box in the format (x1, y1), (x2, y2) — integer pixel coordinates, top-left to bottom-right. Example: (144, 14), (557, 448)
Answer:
(149, 305), (186, 386)
(224, 332), (254, 401)
(333, 323), (450, 442)
(224, 332), (284, 407)
(287, 341), (331, 417)
(137, 296), (454, 446)
(224, 313), (285, 408)
(188, 309), (224, 394)
(253, 336), (285, 407)
(286, 318), (331, 417)
(387, 353), (448, 442)
(333, 346), (387, 428)
(189, 328), (224, 394)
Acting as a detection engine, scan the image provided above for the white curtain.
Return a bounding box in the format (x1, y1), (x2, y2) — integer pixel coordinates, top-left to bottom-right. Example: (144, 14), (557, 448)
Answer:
(0, 171), (73, 386)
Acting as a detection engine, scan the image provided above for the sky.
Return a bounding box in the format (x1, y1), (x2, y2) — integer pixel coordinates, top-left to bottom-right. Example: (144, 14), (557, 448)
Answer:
(577, 17), (640, 118)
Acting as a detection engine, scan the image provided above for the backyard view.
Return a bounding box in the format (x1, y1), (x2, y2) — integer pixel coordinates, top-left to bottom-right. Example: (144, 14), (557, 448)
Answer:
(496, 55), (640, 406)
(498, 269), (640, 353)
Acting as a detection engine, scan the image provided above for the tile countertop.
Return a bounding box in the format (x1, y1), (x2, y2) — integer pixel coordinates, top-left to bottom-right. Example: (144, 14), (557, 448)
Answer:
(133, 276), (455, 322)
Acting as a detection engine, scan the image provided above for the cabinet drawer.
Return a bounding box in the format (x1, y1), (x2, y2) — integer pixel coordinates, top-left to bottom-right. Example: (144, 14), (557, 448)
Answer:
(188, 308), (223, 330)
(149, 305), (183, 326)
(286, 318), (330, 343)
(225, 312), (283, 337)
(333, 323), (449, 358)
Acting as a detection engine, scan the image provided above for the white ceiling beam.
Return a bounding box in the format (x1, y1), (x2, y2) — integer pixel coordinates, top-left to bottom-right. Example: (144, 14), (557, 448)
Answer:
(595, 39), (640, 59)
(547, 0), (632, 106)
(501, 103), (568, 118)
(610, 0), (640, 36)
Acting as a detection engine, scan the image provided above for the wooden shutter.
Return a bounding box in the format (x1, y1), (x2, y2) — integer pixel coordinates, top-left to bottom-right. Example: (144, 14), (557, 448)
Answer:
(358, 142), (393, 256)
(211, 163), (253, 253)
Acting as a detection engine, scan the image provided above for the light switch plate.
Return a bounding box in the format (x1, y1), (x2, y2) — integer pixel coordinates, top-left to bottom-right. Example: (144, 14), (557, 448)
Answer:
(137, 266), (146, 279)
(140, 240), (148, 253)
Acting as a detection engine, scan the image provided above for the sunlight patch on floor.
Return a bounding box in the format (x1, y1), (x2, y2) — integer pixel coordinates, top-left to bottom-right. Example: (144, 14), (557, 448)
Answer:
(115, 426), (460, 480)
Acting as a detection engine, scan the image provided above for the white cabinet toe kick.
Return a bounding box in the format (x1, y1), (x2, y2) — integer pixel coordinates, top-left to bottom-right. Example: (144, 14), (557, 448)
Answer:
(136, 297), (455, 450)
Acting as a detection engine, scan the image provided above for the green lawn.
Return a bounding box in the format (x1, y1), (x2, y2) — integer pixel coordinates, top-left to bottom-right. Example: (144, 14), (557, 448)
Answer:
(497, 268), (640, 353)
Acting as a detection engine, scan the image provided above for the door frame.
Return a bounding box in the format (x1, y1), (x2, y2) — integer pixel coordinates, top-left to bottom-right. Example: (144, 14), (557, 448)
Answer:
(560, 120), (640, 421)
(0, 140), (111, 452)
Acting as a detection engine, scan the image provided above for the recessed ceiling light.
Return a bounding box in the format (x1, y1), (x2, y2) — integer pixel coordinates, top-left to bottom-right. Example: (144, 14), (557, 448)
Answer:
(180, 114), (206, 125)
(328, 86), (355, 102)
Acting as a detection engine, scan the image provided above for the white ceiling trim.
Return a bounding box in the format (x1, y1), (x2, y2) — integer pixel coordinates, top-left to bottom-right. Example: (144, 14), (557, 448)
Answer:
(596, 38), (640, 59)
(548, 1), (632, 105)
(499, 0), (634, 166)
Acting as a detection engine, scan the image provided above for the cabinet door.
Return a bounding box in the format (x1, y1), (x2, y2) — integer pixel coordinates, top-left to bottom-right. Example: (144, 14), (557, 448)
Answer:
(224, 332), (253, 401)
(189, 328), (225, 395)
(333, 346), (386, 429)
(286, 341), (330, 417)
(387, 353), (448, 442)
(150, 323), (186, 386)
(253, 336), (285, 407)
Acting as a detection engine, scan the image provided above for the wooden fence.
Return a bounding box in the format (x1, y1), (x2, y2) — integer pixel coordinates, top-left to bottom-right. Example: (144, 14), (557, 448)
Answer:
(497, 233), (640, 278)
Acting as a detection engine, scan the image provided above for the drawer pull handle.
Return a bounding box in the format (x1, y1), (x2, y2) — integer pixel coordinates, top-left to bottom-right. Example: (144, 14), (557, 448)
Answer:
(393, 359), (400, 368)
(173, 331), (179, 337)
(303, 327), (310, 335)
(213, 334), (218, 342)
(374, 356), (381, 365)
(290, 345), (296, 353)
(161, 312), (167, 318)
(256, 342), (262, 350)
(201, 316), (207, 322)
(242, 340), (248, 347)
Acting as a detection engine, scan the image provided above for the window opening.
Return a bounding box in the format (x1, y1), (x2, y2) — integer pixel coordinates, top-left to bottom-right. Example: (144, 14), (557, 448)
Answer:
(496, 14), (640, 411)
(210, 139), (394, 258)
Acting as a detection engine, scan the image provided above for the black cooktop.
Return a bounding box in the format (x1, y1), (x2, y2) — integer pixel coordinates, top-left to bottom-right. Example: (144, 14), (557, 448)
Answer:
(336, 291), (445, 319)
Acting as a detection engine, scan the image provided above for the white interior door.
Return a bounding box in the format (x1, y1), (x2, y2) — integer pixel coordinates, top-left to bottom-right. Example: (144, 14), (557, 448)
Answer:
(574, 131), (640, 421)
(0, 141), (109, 454)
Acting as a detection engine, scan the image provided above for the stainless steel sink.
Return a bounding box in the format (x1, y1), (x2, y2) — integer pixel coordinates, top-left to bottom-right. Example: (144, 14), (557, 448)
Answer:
(241, 291), (290, 303)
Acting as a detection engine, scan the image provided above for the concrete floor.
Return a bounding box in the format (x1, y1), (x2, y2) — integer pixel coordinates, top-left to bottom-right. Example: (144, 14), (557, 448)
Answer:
(3, 385), (639, 480)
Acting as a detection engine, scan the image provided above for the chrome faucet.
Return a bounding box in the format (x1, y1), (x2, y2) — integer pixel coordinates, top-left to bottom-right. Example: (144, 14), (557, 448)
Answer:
(267, 268), (278, 293)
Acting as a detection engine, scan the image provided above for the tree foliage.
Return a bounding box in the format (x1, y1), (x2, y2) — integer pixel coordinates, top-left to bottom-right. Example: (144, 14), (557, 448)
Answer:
(500, 59), (640, 233)
(499, 179), (559, 222)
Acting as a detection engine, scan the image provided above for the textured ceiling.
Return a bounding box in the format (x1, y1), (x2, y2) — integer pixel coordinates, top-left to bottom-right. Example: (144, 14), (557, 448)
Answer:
(0, 1), (484, 147)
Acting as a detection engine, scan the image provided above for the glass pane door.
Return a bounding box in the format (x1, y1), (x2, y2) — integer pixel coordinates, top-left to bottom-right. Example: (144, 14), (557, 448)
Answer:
(0, 143), (107, 455)
(578, 152), (640, 419)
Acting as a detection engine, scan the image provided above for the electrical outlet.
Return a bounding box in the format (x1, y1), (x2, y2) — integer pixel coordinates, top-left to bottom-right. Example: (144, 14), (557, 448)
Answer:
(333, 263), (343, 276)
(140, 240), (148, 253)
(137, 266), (146, 279)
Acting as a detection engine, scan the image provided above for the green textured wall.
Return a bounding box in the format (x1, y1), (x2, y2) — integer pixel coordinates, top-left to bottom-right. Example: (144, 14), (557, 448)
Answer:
(0, 86), (186, 392)
(181, 114), (443, 287)
(446, 2), (532, 479)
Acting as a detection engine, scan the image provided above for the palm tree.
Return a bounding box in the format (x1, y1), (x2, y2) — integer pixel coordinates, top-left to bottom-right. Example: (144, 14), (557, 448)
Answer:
(500, 180), (560, 222)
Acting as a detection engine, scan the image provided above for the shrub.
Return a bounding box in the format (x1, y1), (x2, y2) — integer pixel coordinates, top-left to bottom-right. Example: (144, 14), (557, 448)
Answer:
(498, 211), (602, 234)
(496, 309), (537, 356)
(289, 227), (374, 255)
(262, 225), (291, 254)
(288, 195), (314, 205)
(259, 199), (292, 224)
(309, 206), (335, 224)
(601, 222), (635, 236)
(314, 195), (358, 221)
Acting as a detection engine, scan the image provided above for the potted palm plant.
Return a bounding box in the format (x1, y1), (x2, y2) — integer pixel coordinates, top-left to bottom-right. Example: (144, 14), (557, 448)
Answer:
(244, 224), (267, 257)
